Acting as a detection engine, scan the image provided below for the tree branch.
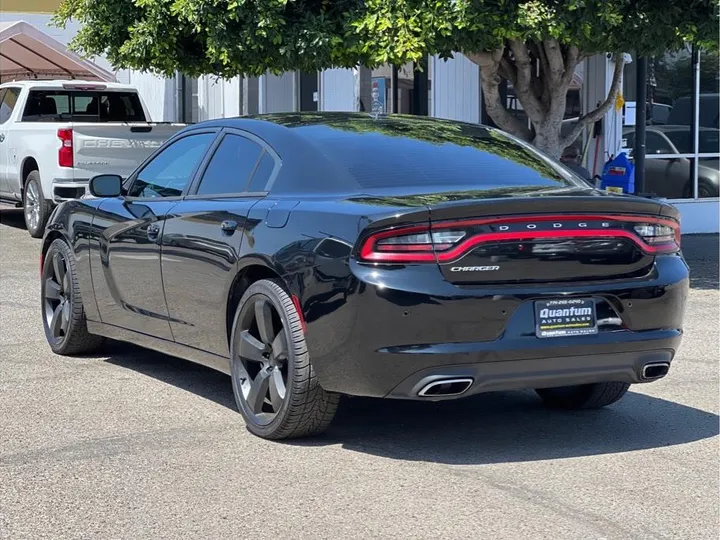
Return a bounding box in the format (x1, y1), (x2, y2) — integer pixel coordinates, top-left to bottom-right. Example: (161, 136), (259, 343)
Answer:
(561, 45), (581, 87)
(543, 38), (565, 85)
(466, 50), (533, 141)
(508, 39), (545, 123)
(561, 52), (626, 148)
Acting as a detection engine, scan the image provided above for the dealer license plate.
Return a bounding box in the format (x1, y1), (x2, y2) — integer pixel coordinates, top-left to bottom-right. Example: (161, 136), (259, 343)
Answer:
(534, 298), (598, 338)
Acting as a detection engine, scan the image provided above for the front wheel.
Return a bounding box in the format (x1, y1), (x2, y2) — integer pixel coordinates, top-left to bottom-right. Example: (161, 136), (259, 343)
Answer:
(41, 238), (104, 355)
(535, 381), (630, 410)
(230, 279), (339, 440)
(23, 171), (53, 239)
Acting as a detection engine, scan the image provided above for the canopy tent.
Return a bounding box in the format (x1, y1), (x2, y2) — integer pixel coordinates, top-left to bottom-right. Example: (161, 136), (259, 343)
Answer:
(0, 20), (116, 83)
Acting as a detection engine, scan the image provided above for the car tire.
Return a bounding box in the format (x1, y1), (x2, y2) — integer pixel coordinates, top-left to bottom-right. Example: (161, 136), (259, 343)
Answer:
(41, 238), (105, 355)
(229, 278), (339, 440)
(683, 179), (718, 199)
(23, 171), (53, 239)
(535, 381), (630, 410)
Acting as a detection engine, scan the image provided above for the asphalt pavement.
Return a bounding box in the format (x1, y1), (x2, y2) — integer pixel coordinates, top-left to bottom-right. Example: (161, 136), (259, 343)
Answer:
(1, 208), (718, 540)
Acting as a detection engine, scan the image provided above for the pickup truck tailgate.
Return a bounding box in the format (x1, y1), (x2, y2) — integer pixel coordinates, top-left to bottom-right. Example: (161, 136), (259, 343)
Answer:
(71, 124), (185, 179)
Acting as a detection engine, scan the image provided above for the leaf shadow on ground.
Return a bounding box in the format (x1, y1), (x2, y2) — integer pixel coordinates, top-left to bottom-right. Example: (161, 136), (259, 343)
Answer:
(103, 343), (718, 466)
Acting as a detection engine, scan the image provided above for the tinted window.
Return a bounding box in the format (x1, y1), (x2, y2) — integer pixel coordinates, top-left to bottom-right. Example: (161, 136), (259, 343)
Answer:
(665, 129), (720, 155)
(646, 132), (673, 154)
(129, 133), (215, 198)
(196, 133), (263, 195)
(0, 88), (21, 124)
(22, 90), (146, 122)
(291, 118), (585, 191)
(248, 151), (276, 192)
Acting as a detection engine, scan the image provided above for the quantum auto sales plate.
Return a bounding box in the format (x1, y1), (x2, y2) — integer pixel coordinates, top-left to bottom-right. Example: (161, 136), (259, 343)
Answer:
(534, 298), (598, 338)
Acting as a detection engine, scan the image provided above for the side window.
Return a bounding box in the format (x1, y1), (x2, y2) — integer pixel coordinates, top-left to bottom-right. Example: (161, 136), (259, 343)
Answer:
(196, 133), (263, 196)
(248, 151), (277, 192)
(22, 91), (69, 120)
(646, 132), (673, 154)
(0, 88), (21, 124)
(623, 132), (635, 149)
(128, 133), (216, 198)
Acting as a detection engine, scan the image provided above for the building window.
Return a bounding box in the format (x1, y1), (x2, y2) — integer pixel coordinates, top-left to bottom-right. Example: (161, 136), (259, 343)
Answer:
(622, 45), (719, 200)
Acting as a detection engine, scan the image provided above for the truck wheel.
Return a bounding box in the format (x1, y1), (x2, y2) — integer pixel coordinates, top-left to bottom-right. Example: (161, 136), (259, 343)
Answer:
(535, 382), (630, 410)
(23, 171), (52, 238)
(41, 238), (104, 355)
(229, 279), (339, 440)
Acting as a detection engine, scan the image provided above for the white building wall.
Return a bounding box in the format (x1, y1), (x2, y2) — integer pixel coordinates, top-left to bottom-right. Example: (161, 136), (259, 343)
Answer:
(195, 75), (241, 121)
(320, 68), (356, 111)
(431, 53), (480, 123)
(114, 69), (177, 122)
(583, 54), (626, 175)
(260, 72), (296, 113)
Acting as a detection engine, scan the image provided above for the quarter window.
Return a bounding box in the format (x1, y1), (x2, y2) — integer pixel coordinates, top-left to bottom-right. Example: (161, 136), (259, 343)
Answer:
(128, 133), (215, 198)
(0, 88), (21, 124)
(248, 151), (276, 192)
(196, 133), (264, 196)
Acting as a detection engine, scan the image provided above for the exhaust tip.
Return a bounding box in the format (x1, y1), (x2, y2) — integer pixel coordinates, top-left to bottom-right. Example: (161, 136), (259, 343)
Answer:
(418, 378), (474, 397)
(642, 362), (670, 380)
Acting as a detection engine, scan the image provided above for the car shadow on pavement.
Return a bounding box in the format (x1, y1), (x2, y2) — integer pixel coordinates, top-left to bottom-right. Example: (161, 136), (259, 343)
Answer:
(0, 209), (27, 230)
(103, 343), (718, 466)
(313, 391), (719, 464)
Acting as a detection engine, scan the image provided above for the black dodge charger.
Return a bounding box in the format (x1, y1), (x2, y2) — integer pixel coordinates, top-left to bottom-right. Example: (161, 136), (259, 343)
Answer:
(40, 113), (689, 440)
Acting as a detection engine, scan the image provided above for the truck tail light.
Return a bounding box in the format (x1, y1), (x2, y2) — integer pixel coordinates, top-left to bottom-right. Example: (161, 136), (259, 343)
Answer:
(57, 128), (73, 168)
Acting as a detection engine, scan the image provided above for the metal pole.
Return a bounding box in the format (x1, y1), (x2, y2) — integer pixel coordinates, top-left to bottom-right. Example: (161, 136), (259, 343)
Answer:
(391, 65), (399, 113)
(634, 56), (647, 195)
(412, 57), (429, 116)
(691, 44), (700, 198)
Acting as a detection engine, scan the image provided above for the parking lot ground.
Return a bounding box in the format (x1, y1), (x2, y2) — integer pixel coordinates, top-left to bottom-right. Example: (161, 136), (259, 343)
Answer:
(1, 208), (718, 540)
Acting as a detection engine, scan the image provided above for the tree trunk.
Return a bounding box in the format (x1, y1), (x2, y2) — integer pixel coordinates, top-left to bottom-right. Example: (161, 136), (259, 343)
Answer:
(467, 44), (625, 160)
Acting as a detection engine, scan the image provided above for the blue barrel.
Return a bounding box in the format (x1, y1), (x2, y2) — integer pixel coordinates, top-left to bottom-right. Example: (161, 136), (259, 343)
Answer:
(600, 152), (635, 194)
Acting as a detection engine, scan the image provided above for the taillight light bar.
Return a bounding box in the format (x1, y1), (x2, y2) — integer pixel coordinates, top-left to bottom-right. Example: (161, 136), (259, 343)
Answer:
(57, 128), (73, 168)
(358, 214), (681, 263)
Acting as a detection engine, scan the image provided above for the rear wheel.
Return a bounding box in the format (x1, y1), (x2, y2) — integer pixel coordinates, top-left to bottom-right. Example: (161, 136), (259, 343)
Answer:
(24, 171), (52, 238)
(41, 238), (104, 355)
(535, 381), (630, 410)
(229, 279), (339, 440)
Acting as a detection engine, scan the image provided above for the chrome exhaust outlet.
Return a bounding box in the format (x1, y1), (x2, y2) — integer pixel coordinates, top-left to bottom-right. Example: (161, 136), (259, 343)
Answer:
(642, 362), (670, 380)
(417, 378), (474, 397)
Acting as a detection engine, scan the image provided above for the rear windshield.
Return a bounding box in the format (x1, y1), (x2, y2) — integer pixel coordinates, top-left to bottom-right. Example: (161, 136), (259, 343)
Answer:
(665, 129), (720, 154)
(21, 90), (146, 122)
(293, 118), (584, 191)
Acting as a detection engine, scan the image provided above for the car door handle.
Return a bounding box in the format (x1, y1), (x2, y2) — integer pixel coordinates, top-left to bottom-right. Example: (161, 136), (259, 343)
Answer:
(147, 223), (160, 241)
(220, 220), (238, 234)
(0, 134), (5, 143)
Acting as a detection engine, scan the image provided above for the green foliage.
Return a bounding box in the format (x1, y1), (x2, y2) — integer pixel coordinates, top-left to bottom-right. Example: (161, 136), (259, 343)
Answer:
(54, 0), (719, 78)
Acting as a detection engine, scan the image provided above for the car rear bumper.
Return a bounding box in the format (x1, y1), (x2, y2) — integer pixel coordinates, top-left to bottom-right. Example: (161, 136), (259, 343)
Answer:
(300, 254), (689, 399)
(385, 343), (678, 400)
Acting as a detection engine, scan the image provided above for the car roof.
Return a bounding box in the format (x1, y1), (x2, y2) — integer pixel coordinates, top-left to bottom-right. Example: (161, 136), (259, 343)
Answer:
(177, 112), (581, 195)
(0, 79), (137, 90)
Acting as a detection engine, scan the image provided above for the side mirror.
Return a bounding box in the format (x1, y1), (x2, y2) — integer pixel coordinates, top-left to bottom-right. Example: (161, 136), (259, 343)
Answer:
(89, 174), (122, 198)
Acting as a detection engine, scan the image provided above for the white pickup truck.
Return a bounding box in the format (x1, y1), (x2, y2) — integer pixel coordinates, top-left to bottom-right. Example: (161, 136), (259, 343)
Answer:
(0, 80), (187, 237)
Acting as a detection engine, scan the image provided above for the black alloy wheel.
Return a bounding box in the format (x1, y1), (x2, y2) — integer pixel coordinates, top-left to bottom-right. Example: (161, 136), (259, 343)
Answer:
(41, 239), (104, 355)
(235, 295), (290, 422)
(230, 279), (339, 440)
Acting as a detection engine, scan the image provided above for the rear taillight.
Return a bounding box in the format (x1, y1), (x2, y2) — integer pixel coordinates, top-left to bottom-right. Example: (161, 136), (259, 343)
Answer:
(633, 223), (681, 252)
(358, 214), (681, 263)
(57, 128), (73, 168)
(359, 226), (468, 262)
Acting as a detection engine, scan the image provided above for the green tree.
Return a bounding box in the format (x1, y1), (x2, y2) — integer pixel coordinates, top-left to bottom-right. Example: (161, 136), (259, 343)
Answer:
(55, 0), (718, 157)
